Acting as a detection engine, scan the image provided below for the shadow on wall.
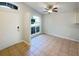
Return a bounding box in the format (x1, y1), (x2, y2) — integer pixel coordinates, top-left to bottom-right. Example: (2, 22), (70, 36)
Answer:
(70, 23), (79, 28)
(68, 23), (79, 40)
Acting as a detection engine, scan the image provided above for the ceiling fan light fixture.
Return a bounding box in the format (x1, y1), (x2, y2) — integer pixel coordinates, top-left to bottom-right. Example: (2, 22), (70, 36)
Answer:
(48, 9), (52, 13)
(43, 3), (58, 14)
(48, 10), (52, 13)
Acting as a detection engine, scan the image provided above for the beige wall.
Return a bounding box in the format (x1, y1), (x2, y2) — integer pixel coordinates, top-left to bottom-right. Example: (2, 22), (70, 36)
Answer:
(0, 7), (23, 50)
(42, 3), (79, 42)
(0, 2), (42, 50)
(18, 3), (42, 43)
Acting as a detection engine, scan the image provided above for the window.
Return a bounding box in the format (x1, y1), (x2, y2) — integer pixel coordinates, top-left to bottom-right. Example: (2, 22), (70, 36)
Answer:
(31, 19), (35, 24)
(31, 16), (40, 35)
(31, 27), (35, 34)
(0, 2), (18, 10)
(36, 26), (40, 32)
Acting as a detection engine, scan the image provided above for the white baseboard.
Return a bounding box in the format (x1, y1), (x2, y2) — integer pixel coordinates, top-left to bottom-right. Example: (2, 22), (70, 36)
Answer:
(23, 40), (30, 46)
(0, 40), (30, 51)
(0, 40), (23, 51)
(44, 33), (79, 42)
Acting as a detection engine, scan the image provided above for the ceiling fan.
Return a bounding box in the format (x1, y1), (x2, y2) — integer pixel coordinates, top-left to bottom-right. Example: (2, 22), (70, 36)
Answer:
(44, 4), (58, 14)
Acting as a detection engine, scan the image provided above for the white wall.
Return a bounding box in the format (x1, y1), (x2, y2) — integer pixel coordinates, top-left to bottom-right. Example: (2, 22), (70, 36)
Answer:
(18, 3), (42, 43)
(0, 2), (42, 50)
(0, 5), (23, 50)
(76, 3), (79, 23)
(42, 3), (79, 42)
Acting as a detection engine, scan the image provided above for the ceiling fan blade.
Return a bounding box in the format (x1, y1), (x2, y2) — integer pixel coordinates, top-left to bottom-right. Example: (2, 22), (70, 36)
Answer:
(53, 7), (58, 9)
(53, 10), (58, 12)
(44, 8), (49, 10)
(52, 9), (58, 12)
(43, 10), (48, 12)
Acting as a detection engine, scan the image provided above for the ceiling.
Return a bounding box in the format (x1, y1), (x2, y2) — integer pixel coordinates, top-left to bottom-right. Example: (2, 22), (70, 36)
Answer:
(24, 2), (77, 14)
